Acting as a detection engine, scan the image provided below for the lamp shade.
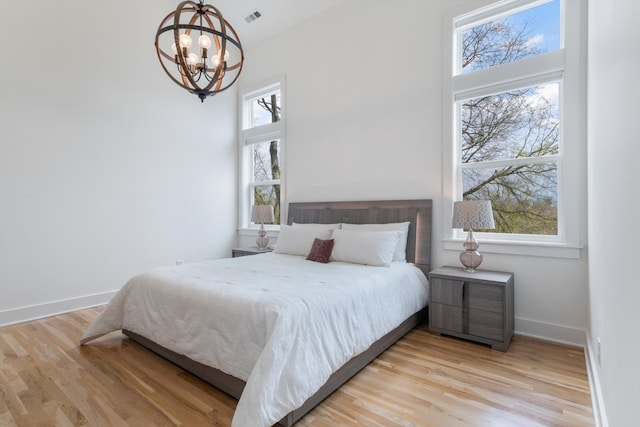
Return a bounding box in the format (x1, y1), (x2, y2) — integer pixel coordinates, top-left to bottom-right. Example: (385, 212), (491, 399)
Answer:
(251, 205), (275, 224)
(452, 200), (495, 230)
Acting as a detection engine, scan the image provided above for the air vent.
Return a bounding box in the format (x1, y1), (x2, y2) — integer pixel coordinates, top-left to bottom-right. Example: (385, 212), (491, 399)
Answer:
(244, 9), (262, 24)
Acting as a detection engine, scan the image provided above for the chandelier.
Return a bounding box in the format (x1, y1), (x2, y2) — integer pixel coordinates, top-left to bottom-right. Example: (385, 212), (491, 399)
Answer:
(155, 1), (244, 102)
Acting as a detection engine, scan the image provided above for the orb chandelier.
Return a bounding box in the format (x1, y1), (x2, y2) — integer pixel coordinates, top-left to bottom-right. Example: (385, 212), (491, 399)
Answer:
(155, 1), (244, 102)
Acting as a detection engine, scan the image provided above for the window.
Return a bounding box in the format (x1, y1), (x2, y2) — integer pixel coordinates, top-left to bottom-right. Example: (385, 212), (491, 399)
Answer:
(443, 0), (584, 258)
(239, 78), (284, 229)
(460, 82), (560, 235)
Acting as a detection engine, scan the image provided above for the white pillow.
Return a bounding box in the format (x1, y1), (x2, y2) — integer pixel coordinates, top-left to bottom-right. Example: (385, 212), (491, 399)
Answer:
(273, 225), (333, 256)
(331, 229), (400, 267)
(292, 222), (341, 229)
(341, 222), (410, 262)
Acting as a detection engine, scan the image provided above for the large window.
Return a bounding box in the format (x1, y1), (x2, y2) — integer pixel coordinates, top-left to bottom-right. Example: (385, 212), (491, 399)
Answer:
(460, 82), (560, 235)
(444, 0), (584, 257)
(239, 78), (284, 228)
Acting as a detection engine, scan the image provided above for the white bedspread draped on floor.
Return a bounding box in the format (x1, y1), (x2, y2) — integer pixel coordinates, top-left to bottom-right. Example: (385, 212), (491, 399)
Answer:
(81, 253), (429, 427)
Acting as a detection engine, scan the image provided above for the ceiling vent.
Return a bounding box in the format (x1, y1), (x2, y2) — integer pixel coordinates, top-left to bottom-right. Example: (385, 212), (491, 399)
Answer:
(244, 9), (262, 24)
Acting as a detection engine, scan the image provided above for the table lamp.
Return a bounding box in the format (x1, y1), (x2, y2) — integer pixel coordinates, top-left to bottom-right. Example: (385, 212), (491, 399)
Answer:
(251, 205), (275, 249)
(452, 200), (495, 272)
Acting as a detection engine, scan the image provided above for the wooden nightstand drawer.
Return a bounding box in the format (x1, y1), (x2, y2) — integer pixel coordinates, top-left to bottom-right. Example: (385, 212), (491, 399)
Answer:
(430, 278), (464, 306)
(430, 303), (463, 333)
(468, 309), (504, 341)
(468, 283), (504, 314)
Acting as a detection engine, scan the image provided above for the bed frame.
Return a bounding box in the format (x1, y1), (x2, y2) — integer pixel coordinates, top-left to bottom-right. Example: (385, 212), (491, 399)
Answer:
(124, 199), (432, 426)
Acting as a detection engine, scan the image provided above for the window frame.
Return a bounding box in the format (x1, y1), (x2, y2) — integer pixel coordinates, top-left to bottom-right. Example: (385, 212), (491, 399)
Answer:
(238, 76), (285, 233)
(442, 0), (585, 259)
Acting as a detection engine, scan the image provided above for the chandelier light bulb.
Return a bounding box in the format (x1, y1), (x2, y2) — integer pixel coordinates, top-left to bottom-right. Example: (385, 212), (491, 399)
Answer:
(187, 52), (199, 65)
(171, 42), (178, 55)
(198, 35), (212, 49)
(179, 33), (192, 48)
(212, 50), (229, 66)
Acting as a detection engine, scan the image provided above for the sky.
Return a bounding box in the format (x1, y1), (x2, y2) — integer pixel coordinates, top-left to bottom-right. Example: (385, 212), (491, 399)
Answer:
(461, 0), (560, 74)
(508, 0), (560, 53)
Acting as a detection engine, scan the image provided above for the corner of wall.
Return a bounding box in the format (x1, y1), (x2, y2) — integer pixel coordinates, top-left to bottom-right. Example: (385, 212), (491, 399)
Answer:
(584, 332), (608, 427)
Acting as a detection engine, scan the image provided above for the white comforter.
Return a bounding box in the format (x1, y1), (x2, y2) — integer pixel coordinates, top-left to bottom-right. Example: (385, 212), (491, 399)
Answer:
(81, 253), (429, 427)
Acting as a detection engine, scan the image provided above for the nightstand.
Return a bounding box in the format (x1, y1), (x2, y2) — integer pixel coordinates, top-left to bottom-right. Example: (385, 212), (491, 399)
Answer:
(428, 266), (514, 351)
(232, 247), (273, 258)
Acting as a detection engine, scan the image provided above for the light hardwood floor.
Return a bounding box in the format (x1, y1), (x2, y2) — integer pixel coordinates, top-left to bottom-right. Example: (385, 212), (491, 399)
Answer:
(0, 307), (594, 426)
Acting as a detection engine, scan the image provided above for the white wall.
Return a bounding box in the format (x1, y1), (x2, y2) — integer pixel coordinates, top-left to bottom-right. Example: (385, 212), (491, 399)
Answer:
(587, 0), (640, 425)
(238, 0), (589, 345)
(0, 0), (238, 324)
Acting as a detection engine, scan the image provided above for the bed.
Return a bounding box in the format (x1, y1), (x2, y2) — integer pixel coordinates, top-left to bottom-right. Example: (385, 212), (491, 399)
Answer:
(81, 199), (432, 426)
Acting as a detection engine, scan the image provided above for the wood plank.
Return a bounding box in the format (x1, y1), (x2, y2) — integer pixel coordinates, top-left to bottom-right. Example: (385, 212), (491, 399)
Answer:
(0, 307), (593, 426)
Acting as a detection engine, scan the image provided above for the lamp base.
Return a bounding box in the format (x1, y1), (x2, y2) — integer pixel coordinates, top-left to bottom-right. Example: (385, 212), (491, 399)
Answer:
(256, 223), (269, 249)
(459, 228), (483, 272)
(459, 250), (483, 273)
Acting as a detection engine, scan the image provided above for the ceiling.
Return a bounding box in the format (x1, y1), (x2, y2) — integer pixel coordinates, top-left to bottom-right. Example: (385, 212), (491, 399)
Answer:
(159, 0), (345, 47)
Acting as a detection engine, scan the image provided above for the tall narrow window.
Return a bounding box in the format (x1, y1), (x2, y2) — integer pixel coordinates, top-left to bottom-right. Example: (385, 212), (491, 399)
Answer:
(240, 78), (284, 228)
(453, 0), (563, 236)
(444, 0), (584, 257)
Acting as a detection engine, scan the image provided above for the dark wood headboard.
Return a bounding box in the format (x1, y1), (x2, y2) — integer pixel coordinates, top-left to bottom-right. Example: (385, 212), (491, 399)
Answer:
(287, 199), (432, 275)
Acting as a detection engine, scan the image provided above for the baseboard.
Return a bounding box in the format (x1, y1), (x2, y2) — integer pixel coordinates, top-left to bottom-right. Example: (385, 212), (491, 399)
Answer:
(514, 316), (586, 346)
(585, 332), (608, 427)
(0, 291), (117, 327)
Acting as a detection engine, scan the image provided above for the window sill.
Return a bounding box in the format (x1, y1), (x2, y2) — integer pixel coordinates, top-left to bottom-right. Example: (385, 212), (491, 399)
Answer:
(238, 227), (280, 237)
(443, 238), (582, 259)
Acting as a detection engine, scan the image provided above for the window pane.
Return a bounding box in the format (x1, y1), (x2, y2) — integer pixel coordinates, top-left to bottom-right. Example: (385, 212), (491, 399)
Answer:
(253, 185), (281, 225)
(252, 139), (281, 181)
(460, 83), (559, 163)
(460, 0), (560, 74)
(249, 90), (281, 128)
(462, 163), (557, 235)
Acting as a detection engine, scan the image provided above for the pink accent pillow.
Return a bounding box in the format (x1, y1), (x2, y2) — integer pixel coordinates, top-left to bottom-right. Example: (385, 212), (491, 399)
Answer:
(306, 238), (334, 263)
